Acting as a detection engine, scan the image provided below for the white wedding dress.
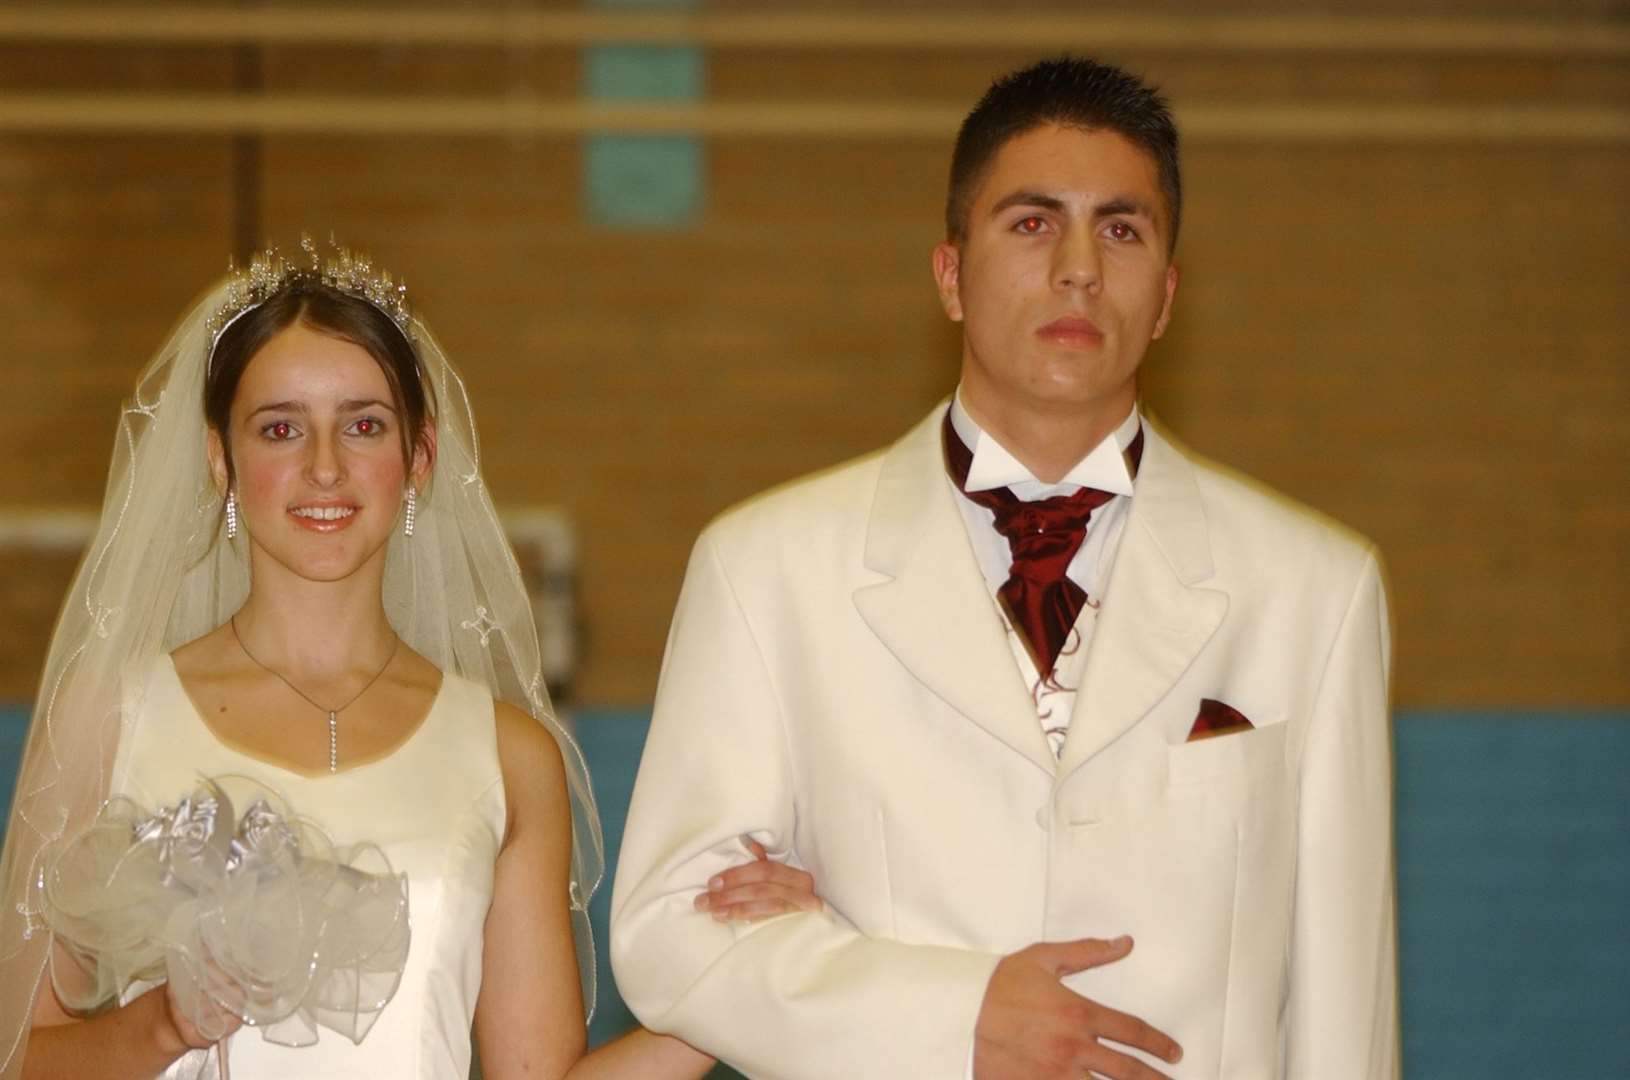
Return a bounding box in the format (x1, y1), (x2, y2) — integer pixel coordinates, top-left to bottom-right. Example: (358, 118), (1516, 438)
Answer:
(110, 656), (505, 1080)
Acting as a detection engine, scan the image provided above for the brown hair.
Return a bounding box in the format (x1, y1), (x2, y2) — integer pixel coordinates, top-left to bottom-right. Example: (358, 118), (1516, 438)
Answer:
(204, 279), (433, 488)
(946, 56), (1181, 251)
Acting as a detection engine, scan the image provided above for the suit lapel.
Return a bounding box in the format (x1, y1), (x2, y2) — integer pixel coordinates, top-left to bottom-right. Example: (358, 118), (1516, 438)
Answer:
(853, 405), (1056, 776)
(1058, 422), (1229, 778)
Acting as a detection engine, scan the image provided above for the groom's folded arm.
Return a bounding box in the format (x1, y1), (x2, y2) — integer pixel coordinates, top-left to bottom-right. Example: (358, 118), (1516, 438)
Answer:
(610, 530), (1000, 1080)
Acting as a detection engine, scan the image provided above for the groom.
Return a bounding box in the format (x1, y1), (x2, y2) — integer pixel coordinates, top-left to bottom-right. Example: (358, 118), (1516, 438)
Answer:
(612, 57), (1398, 1079)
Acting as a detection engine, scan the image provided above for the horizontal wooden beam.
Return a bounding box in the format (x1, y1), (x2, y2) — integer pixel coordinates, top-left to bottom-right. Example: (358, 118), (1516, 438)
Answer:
(0, 506), (572, 555)
(0, 509), (97, 552)
(0, 6), (1624, 58)
(0, 505), (582, 684)
(0, 93), (1624, 143)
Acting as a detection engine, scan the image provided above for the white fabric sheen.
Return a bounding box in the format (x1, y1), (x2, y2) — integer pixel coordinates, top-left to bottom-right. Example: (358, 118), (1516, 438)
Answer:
(951, 390), (1137, 498)
(612, 403), (1398, 1078)
(113, 658), (503, 1080)
(950, 394), (1141, 1074)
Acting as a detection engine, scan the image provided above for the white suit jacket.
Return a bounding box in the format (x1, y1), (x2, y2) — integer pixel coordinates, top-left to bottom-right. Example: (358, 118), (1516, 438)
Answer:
(611, 404), (1399, 1079)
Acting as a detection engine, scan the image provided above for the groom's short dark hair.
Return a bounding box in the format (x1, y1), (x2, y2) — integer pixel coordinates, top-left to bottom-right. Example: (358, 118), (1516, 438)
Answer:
(946, 56), (1182, 250)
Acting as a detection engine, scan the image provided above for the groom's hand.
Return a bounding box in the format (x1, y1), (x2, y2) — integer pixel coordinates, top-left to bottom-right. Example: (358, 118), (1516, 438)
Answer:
(972, 936), (1182, 1080)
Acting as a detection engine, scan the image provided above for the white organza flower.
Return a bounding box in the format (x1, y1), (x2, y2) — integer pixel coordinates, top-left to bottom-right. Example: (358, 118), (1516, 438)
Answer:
(39, 776), (409, 1048)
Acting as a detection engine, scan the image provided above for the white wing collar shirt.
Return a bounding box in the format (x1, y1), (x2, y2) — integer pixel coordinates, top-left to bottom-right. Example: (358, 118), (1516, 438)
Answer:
(946, 388), (1141, 760)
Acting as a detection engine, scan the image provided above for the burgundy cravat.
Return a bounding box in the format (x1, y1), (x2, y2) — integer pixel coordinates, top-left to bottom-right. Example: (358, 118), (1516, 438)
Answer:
(943, 412), (1142, 674)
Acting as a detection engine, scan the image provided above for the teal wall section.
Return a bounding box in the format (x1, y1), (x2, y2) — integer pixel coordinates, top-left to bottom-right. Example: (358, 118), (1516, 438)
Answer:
(1393, 713), (1630, 1077)
(574, 706), (647, 1050)
(5, 705), (1627, 1077)
(0, 711), (20, 829)
(582, 0), (703, 228)
(569, 708), (1630, 1078)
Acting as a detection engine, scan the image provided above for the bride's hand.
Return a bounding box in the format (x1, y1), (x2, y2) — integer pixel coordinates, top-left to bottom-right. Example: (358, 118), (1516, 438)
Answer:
(693, 837), (823, 922)
(160, 977), (243, 1053)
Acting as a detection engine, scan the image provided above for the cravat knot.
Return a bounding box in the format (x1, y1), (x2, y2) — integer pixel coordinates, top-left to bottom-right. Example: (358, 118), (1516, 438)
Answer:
(943, 411), (1141, 674)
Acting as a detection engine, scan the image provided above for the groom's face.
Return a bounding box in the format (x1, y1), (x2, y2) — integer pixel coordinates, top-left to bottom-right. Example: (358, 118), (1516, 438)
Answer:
(932, 123), (1178, 423)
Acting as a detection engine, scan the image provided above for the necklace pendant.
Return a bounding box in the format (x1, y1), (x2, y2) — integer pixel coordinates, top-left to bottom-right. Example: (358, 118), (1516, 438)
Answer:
(328, 710), (338, 773)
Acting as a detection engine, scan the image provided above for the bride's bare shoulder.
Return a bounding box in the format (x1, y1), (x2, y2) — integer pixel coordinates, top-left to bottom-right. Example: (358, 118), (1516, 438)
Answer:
(492, 701), (572, 855)
(492, 700), (570, 794)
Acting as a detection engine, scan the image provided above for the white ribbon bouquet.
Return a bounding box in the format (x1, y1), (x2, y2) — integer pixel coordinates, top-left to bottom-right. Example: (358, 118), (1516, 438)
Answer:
(37, 776), (409, 1058)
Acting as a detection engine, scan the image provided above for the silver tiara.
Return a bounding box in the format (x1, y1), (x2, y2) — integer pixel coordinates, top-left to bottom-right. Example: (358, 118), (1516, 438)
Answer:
(206, 236), (413, 354)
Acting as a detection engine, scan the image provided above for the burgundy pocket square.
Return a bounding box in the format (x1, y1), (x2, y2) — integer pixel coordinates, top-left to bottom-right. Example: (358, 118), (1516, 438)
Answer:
(1187, 698), (1255, 741)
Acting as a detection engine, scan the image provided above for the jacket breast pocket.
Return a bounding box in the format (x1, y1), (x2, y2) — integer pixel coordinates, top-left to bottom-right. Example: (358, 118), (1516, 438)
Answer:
(1165, 720), (1288, 788)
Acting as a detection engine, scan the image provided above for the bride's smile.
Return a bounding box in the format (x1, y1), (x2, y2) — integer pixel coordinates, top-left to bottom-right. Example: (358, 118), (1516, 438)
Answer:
(209, 321), (427, 585)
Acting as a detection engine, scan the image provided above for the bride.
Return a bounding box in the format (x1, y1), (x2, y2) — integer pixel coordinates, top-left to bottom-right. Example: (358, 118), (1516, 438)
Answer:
(0, 245), (817, 1079)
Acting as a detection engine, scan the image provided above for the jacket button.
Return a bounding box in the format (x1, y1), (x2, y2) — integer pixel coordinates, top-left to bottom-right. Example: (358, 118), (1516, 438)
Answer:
(1034, 805), (1050, 829)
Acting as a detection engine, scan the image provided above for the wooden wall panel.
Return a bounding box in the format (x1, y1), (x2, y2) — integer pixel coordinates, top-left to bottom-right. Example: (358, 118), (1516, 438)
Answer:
(0, 132), (237, 699)
(1150, 144), (1629, 704)
(0, 135), (237, 500)
(0, 4), (1624, 707)
(249, 134), (960, 702)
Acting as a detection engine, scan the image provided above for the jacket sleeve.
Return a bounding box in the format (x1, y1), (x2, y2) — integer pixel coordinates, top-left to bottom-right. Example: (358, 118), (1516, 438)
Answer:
(1285, 549), (1401, 1077)
(609, 529), (1000, 1080)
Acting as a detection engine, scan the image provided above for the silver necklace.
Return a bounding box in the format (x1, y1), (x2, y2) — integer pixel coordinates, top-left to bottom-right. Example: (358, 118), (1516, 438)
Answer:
(230, 617), (401, 773)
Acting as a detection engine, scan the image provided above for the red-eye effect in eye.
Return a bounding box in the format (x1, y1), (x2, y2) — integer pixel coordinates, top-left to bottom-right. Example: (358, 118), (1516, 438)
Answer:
(356, 419), (376, 435)
(1017, 217), (1045, 234)
(271, 422), (292, 439)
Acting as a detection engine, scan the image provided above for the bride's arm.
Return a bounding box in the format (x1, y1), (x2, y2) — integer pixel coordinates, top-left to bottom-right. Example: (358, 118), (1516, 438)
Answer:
(21, 950), (233, 1079)
(475, 702), (592, 1079)
(478, 703), (821, 1080)
(559, 835), (825, 1080)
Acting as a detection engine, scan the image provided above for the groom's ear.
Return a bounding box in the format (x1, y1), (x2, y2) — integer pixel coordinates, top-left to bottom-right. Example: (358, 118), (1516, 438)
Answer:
(931, 240), (964, 322)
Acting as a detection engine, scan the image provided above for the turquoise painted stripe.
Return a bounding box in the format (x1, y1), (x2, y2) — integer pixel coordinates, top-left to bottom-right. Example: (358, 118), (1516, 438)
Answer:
(572, 709), (649, 1050)
(585, 45), (703, 101)
(1393, 711), (1630, 1077)
(576, 709), (1630, 1076)
(582, 135), (702, 228)
(583, 0), (703, 228)
(7, 707), (1627, 1076)
(0, 710), (22, 823)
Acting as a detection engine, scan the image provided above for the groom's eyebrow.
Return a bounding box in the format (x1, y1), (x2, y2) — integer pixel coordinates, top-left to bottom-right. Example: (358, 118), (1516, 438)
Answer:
(988, 190), (1067, 217)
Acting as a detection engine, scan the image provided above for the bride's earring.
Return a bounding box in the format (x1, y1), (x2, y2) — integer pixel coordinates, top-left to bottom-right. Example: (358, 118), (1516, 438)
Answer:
(225, 491), (238, 539)
(404, 486), (416, 538)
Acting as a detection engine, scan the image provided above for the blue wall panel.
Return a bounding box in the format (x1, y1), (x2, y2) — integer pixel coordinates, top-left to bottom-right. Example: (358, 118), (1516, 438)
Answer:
(5, 705), (1627, 1076)
(581, 1), (703, 228)
(573, 707), (648, 1050)
(1393, 713), (1630, 1076)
